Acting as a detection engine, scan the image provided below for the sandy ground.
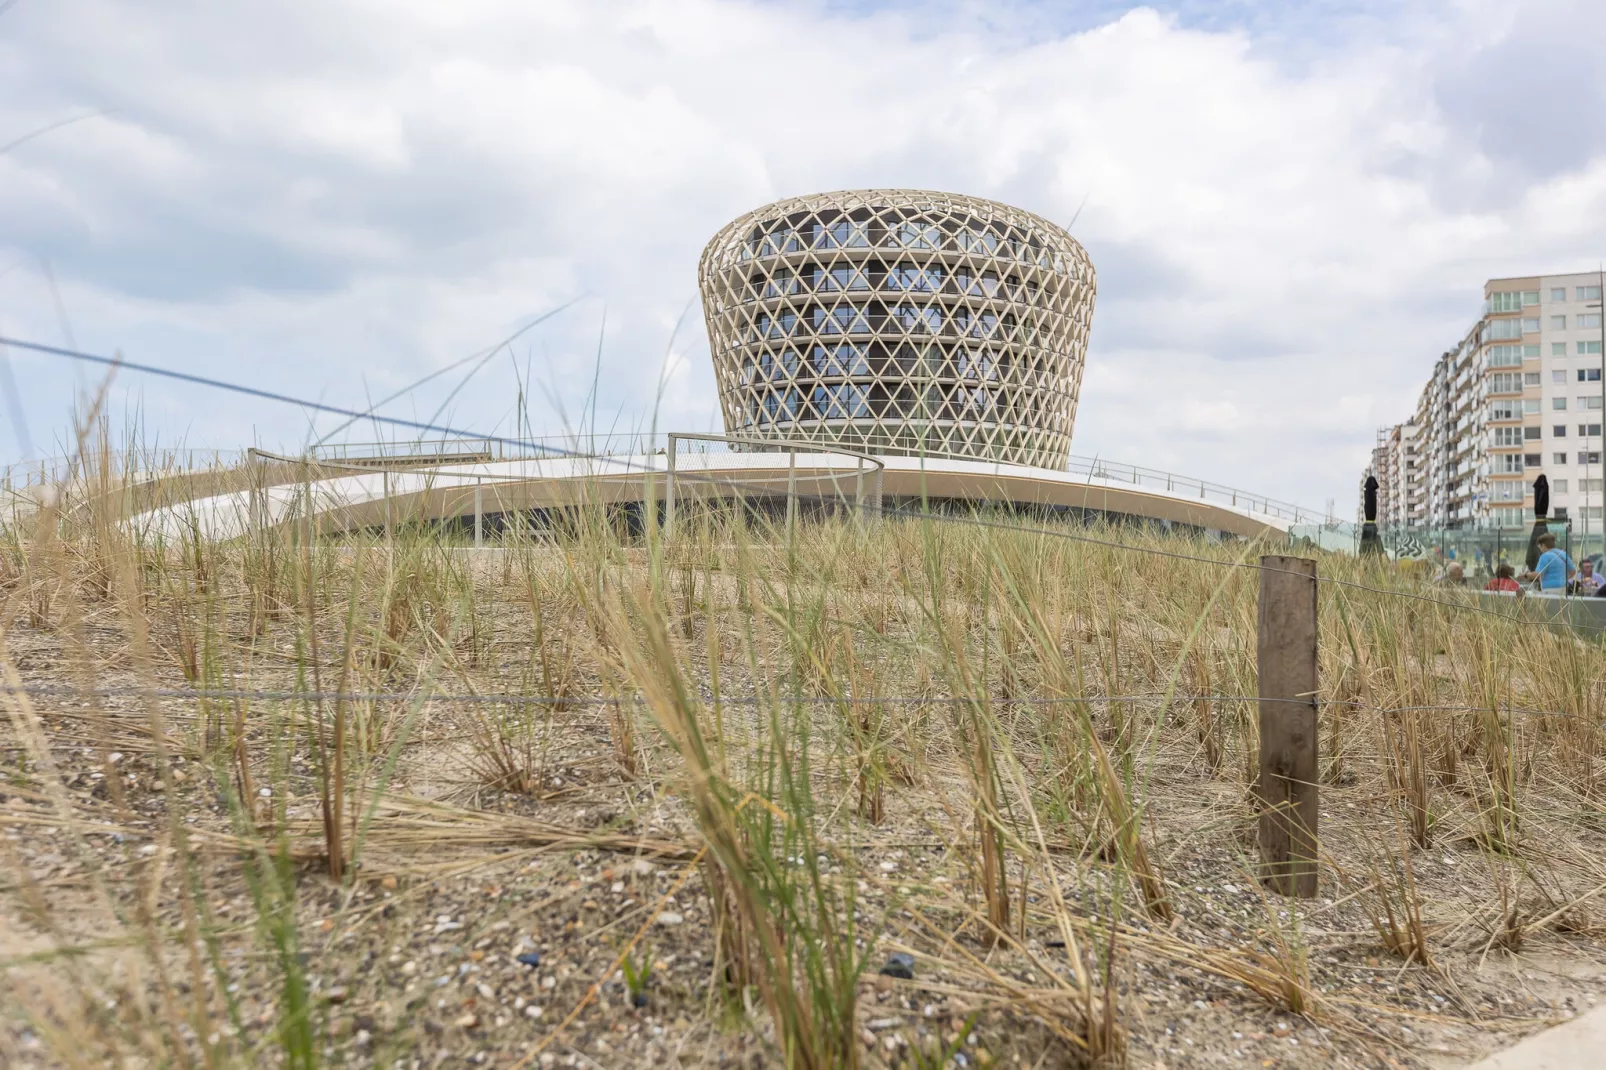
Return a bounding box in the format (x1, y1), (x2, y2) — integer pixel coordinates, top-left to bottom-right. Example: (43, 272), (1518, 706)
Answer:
(4, 565), (1606, 1068)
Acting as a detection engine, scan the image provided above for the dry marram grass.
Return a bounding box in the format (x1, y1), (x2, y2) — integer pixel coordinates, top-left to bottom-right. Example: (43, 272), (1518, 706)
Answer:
(2, 446), (1606, 1067)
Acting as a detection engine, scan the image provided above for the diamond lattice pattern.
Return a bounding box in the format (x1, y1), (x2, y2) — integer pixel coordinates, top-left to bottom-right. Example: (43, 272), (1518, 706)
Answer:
(698, 189), (1096, 469)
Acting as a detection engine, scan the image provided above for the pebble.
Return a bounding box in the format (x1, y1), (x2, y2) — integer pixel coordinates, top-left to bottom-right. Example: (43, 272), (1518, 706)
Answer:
(326, 986), (348, 1004)
(453, 1013), (478, 1030)
(868, 1017), (901, 1031)
(524, 1004), (543, 1020)
(476, 983), (495, 1001)
(878, 952), (916, 980)
(401, 961), (417, 977)
(632, 859), (654, 876)
(656, 912), (684, 926)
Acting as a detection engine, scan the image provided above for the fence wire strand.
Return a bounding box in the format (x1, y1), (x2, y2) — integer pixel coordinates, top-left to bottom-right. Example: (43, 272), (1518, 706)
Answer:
(0, 683), (1589, 723)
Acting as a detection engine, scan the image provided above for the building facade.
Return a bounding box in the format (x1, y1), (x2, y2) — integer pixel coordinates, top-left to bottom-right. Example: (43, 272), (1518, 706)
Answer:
(1368, 271), (1606, 531)
(698, 190), (1096, 470)
(1359, 422), (1418, 527)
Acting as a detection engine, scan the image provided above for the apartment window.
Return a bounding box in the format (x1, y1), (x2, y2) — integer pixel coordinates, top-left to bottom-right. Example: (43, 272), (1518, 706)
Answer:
(1555, 507), (1570, 519)
(1552, 288), (1568, 302)
(1581, 368), (1603, 381)
(1585, 507), (1605, 521)
(1494, 454), (1525, 474)
(1554, 369), (1568, 382)
(1524, 453), (1543, 466)
(1525, 398), (1541, 413)
(1581, 341), (1603, 354)
(1586, 479), (1606, 493)
(1555, 425), (1568, 436)
(1493, 426), (1524, 446)
(1486, 344), (1524, 367)
(1555, 452), (1570, 464)
(1584, 397), (1605, 410)
(1490, 372), (1523, 392)
(1554, 397), (1569, 410)
(1524, 425), (1542, 439)
(1586, 423), (1604, 436)
(1488, 319), (1523, 340)
(1554, 479), (1569, 493)
(1552, 315), (1568, 330)
(1523, 317), (1541, 333)
(1525, 371), (1541, 386)
(1554, 343), (1568, 356)
(1489, 292), (1524, 312)
(1579, 285), (1603, 301)
(1581, 313), (1603, 329)
(1580, 451), (1602, 465)
(1491, 480), (1525, 500)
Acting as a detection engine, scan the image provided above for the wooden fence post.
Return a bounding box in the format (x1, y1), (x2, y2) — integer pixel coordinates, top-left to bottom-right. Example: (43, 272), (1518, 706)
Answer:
(1257, 554), (1319, 898)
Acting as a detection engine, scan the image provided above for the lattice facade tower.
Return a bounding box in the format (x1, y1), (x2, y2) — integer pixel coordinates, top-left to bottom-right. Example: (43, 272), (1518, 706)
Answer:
(698, 189), (1095, 469)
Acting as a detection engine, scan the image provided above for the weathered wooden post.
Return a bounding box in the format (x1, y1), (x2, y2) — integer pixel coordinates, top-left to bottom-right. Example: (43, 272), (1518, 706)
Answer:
(1257, 554), (1319, 898)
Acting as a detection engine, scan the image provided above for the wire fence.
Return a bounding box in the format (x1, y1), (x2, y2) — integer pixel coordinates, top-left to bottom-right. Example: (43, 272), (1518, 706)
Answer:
(1, 683), (1590, 724)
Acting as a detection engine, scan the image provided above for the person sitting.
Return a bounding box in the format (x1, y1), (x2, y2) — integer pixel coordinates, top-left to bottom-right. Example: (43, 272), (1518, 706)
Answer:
(1435, 561), (1466, 586)
(1571, 558), (1604, 595)
(1484, 563), (1521, 593)
(1520, 532), (1574, 593)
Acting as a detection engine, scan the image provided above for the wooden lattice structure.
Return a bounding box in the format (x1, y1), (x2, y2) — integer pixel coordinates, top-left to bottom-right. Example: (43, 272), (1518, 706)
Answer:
(697, 189), (1095, 469)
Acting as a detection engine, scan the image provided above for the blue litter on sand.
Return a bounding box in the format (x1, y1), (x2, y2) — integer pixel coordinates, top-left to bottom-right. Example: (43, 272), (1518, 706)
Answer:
(516, 952), (541, 968)
(878, 952), (915, 979)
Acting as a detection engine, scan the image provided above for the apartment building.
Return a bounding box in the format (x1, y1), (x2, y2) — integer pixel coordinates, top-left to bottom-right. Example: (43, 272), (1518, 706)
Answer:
(1359, 423), (1418, 526)
(1368, 271), (1606, 531)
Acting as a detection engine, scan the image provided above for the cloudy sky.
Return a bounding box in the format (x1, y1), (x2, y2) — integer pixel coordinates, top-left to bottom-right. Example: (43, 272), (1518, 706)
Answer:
(2, 0), (1604, 511)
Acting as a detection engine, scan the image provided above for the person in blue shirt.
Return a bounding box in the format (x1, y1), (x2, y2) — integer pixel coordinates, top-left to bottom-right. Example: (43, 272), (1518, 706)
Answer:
(1522, 532), (1574, 592)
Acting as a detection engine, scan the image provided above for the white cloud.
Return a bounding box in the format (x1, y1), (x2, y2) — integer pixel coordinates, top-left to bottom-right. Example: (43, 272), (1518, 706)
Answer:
(2, 0), (1604, 511)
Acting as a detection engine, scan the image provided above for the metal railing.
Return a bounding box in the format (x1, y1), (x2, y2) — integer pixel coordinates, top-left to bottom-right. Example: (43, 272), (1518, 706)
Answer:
(4, 433), (1324, 538)
(0, 448), (245, 489)
(663, 433), (886, 537)
(1064, 455), (1316, 524)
